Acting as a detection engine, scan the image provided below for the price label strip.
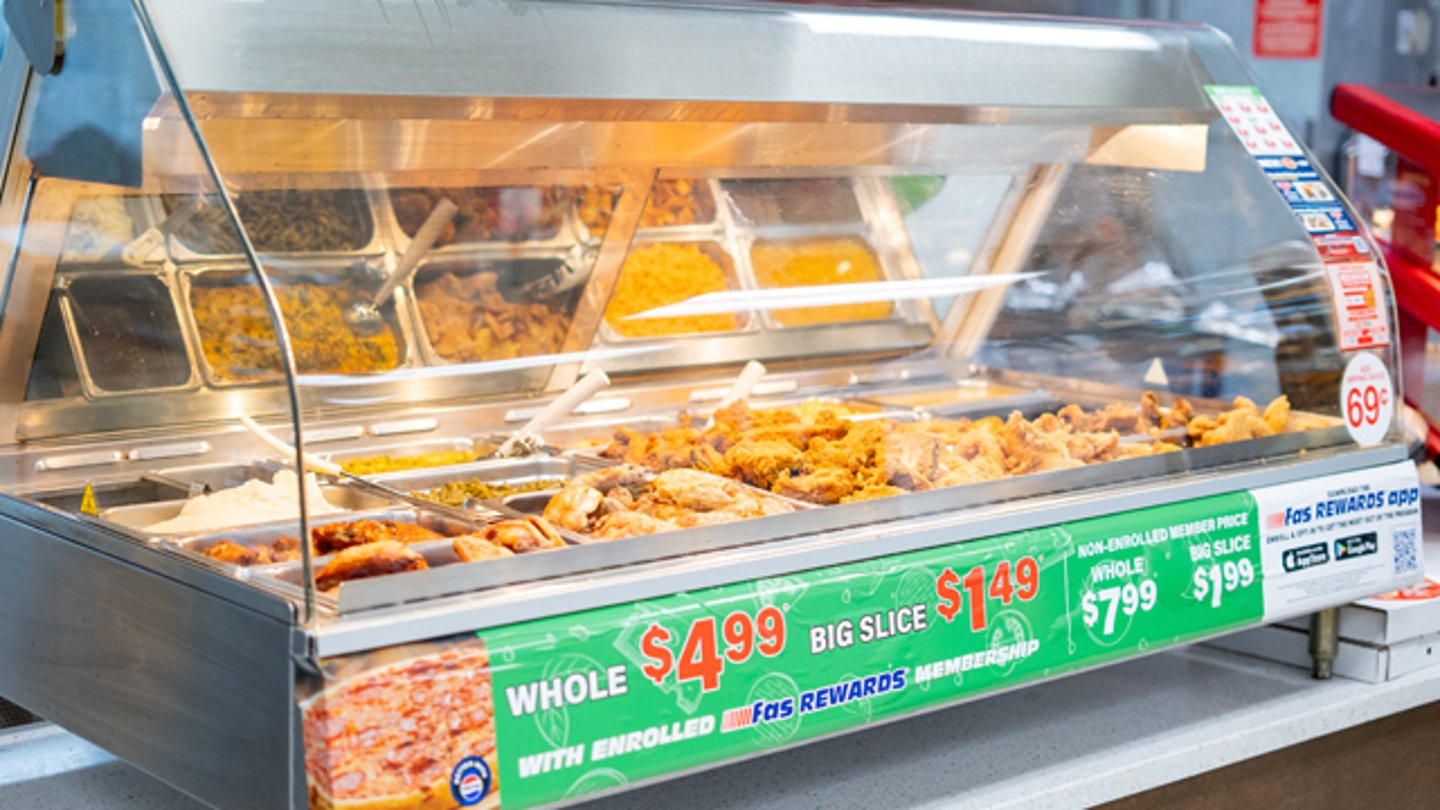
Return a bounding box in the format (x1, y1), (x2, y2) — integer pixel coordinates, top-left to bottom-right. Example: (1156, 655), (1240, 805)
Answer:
(1205, 84), (1391, 352)
(425, 462), (1422, 809)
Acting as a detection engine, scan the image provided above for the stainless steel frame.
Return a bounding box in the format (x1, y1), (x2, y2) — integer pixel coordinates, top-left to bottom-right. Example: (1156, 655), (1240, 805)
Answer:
(0, 437), (1405, 808)
(0, 3), (1411, 808)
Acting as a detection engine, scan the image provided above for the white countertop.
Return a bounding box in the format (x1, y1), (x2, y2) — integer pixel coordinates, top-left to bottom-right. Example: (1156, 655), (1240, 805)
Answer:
(5, 643), (1440, 809)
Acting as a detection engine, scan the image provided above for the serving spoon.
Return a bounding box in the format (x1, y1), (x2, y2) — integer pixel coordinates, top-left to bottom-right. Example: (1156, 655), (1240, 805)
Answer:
(344, 197), (458, 336)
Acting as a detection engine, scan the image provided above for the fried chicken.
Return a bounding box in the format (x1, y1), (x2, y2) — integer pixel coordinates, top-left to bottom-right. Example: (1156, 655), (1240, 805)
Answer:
(543, 464), (795, 539)
(589, 393), (1330, 509)
(482, 516), (565, 553)
(1189, 396), (1275, 447)
(316, 541), (428, 592)
(452, 534), (516, 563)
(312, 519), (443, 555)
(591, 511), (680, 540)
(773, 467), (857, 504)
(203, 539), (268, 566)
(269, 535), (305, 563)
(881, 431), (942, 491)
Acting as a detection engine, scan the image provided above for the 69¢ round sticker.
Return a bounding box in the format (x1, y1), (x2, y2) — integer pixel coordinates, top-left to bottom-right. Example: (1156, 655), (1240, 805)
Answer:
(1341, 352), (1393, 447)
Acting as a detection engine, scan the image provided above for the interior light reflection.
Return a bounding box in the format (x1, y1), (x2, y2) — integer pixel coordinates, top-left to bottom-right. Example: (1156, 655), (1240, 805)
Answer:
(293, 344), (660, 388)
(793, 12), (1160, 51)
(624, 273), (1041, 320)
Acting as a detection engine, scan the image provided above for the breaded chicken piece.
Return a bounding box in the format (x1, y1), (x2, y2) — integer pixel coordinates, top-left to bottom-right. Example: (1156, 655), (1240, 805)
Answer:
(452, 534), (515, 563)
(316, 541), (428, 592)
(591, 511), (680, 541)
(312, 519), (443, 555)
(203, 539), (268, 566)
(724, 438), (802, 490)
(881, 431), (942, 490)
(773, 467), (857, 504)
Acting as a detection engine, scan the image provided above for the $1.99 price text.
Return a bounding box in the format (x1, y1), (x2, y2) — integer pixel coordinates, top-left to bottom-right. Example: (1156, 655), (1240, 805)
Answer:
(640, 606), (786, 693)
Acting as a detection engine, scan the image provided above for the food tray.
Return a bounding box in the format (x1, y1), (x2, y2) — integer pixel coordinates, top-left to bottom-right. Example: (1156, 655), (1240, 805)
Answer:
(55, 269), (198, 398)
(742, 232), (909, 330)
(26, 475), (194, 515)
(575, 178), (726, 243)
(153, 461), (287, 495)
(549, 415), (689, 454)
(500, 472), (814, 545)
(367, 455), (610, 489)
(854, 385), (1064, 420)
(177, 262), (414, 388)
(718, 176), (928, 331)
(245, 509), (583, 594)
(597, 236), (758, 342)
(580, 177), (936, 375)
(719, 177), (866, 229)
(161, 187), (385, 261)
(378, 185), (583, 256)
(174, 506), (488, 562)
(409, 252), (588, 368)
(321, 438), (484, 475)
(100, 481), (395, 537)
(57, 195), (164, 265)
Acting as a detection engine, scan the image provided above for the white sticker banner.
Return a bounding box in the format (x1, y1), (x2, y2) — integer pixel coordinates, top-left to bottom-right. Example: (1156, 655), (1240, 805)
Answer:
(1253, 461), (1423, 621)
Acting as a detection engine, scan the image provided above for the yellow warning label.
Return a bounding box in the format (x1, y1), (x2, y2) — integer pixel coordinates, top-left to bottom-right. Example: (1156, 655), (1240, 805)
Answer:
(79, 483), (98, 517)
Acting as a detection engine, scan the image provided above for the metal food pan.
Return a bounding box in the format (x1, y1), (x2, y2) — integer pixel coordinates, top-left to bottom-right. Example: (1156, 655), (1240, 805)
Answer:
(321, 437), (482, 474)
(177, 262), (415, 388)
(251, 515), (579, 591)
(161, 187), (385, 262)
(368, 455), (610, 490)
(407, 250), (587, 369)
(57, 195), (164, 266)
(25, 475), (193, 515)
(499, 475), (814, 545)
(380, 185), (582, 256)
(547, 415), (685, 453)
(596, 236), (758, 343)
(575, 178), (727, 244)
(176, 507), (487, 561)
(732, 228), (925, 332)
(858, 387), (1063, 420)
(154, 461), (286, 495)
(719, 177), (868, 231)
(54, 268), (200, 398)
(99, 482), (396, 537)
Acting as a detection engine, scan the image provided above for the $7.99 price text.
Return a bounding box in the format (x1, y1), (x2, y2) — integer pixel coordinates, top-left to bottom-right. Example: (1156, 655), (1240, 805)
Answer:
(1081, 579), (1158, 636)
(640, 606), (786, 693)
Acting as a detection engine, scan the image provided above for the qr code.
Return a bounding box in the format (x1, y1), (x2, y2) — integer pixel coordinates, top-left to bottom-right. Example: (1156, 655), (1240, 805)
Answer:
(1393, 527), (1419, 575)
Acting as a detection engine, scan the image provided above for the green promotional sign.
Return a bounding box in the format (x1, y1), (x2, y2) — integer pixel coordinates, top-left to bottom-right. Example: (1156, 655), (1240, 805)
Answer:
(481, 492), (1263, 807)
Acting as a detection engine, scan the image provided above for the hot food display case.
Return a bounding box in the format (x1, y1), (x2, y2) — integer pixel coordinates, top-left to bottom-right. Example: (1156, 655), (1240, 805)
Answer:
(0, 2), (1423, 808)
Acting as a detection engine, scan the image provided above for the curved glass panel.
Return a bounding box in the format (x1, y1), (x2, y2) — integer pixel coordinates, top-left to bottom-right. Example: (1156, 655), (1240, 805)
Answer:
(0, 0), (1402, 622)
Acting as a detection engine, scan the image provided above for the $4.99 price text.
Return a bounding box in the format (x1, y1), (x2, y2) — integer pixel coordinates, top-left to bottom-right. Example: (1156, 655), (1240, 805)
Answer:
(934, 557), (1040, 632)
(640, 606), (786, 693)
